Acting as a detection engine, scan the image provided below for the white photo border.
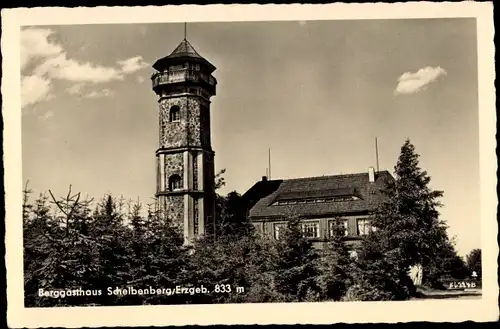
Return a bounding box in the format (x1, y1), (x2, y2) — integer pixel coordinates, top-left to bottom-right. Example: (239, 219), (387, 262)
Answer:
(3, 2), (497, 327)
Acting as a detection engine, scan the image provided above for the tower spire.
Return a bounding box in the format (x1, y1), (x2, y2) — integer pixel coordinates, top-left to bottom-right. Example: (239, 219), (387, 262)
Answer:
(184, 22), (187, 40)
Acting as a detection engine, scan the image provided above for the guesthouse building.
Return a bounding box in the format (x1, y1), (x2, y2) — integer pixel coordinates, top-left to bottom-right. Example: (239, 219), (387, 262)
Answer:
(242, 167), (394, 249)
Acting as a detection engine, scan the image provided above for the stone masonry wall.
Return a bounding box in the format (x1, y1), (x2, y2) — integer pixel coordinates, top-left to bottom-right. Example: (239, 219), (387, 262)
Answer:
(163, 153), (184, 190)
(186, 97), (201, 147)
(159, 98), (186, 148)
(159, 96), (210, 149)
(160, 195), (184, 230)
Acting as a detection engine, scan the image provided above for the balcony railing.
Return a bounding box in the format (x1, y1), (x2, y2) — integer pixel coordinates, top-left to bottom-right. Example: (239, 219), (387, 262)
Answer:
(152, 69), (216, 89)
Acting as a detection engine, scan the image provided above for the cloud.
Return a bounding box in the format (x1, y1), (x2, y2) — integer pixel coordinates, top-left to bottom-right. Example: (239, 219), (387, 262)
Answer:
(117, 56), (149, 74)
(394, 66), (447, 95)
(21, 75), (53, 108)
(34, 54), (125, 83)
(20, 28), (63, 71)
(136, 76), (146, 84)
(21, 27), (150, 108)
(83, 89), (115, 99)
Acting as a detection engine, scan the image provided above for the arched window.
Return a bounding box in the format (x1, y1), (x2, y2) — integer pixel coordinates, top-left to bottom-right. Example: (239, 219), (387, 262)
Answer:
(169, 106), (180, 122)
(168, 174), (183, 191)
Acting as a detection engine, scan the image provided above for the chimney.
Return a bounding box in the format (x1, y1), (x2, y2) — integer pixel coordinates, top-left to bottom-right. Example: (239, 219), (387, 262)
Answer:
(262, 176), (268, 182)
(368, 167), (375, 183)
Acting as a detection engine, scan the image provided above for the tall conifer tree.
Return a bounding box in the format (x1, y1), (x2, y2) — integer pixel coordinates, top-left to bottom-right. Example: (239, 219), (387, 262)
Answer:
(360, 139), (450, 294)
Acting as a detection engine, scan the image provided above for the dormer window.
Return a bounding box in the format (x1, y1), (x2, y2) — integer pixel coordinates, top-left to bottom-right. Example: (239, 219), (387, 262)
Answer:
(168, 174), (183, 191)
(169, 106), (180, 122)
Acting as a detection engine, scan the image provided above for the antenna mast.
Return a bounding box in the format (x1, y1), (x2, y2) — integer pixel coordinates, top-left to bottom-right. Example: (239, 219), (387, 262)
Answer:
(268, 148), (272, 180)
(375, 137), (380, 172)
(184, 22), (187, 40)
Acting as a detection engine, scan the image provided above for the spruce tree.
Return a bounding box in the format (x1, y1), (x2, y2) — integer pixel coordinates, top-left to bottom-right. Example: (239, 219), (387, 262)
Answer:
(348, 232), (414, 300)
(273, 215), (321, 302)
(217, 191), (254, 239)
(317, 218), (354, 301)
(88, 195), (131, 305)
(357, 139), (449, 298)
(131, 209), (190, 305)
(375, 139), (446, 270)
(23, 192), (60, 307)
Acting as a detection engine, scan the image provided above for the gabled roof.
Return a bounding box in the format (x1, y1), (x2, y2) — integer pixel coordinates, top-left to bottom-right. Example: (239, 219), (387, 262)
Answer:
(246, 171), (394, 219)
(152, 39), (216, 72)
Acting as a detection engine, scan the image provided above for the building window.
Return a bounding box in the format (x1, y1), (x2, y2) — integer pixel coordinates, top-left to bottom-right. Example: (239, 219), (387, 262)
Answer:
(169, 106), (180, 122)
(329, 219), (349, 237)
(274, 223), (287, 240)
(168, 174), (182, 191)
(357, 218), (372, 236)
(302, 221), (320, 238)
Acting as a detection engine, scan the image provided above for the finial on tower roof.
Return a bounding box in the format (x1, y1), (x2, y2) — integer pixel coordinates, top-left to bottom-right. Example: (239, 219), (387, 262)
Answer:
(184, 22), (187, 40)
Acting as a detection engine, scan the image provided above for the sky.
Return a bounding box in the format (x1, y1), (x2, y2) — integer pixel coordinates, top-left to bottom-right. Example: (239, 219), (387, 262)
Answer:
(21, 19), (479, 256)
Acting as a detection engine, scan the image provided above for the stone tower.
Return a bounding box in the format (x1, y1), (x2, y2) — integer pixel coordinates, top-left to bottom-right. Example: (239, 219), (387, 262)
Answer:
(151, 37), (217, 244)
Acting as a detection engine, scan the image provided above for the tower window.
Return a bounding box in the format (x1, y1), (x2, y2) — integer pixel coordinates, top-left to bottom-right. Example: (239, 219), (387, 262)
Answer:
(169, 106), (181, 122)
(168, 174), (183, 191)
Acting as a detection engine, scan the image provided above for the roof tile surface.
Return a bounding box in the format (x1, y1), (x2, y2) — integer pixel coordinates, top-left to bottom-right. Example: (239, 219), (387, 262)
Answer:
(248, 171), (393, 219)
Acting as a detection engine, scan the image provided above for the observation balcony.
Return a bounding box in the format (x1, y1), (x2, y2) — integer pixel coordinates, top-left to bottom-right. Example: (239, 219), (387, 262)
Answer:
(152, 69), (216, 95)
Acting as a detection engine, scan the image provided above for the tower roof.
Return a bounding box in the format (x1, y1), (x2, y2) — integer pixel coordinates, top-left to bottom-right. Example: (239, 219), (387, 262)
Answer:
(167, 39), (203, 59)
(152, 39), (216, 72)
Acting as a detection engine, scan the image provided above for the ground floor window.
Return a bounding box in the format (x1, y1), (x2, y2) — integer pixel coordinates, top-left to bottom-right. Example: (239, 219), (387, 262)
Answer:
(357, 218), (372, 236)
(302, 221), (320, 238)
(274, 223), (287, 240)
(329, 219), (349, 237)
